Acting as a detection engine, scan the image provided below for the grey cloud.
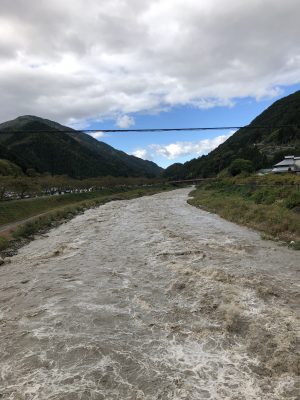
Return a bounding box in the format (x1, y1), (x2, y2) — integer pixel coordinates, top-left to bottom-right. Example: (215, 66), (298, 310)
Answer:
(0, 0), (300, 125)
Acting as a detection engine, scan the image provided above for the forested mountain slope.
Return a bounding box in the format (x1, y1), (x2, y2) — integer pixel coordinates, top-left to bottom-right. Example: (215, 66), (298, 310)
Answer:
(0, 116), (162, 178)
(165, 91), (300, 179)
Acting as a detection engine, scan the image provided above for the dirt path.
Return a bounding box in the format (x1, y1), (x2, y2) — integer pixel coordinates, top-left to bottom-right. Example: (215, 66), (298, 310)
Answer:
(0, 212), (52, 238)
(0, 188), (299, 399)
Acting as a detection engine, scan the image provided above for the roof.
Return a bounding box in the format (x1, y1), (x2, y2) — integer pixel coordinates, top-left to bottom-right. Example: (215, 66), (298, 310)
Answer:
(274, 159), (295, 167)
(273, 155), (300, 171)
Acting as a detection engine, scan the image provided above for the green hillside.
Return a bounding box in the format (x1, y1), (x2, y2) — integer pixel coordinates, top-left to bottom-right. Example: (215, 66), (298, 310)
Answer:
(0, 159), (23, 176)
(0, 116), (162, 178)
(165, 91), (300, 179)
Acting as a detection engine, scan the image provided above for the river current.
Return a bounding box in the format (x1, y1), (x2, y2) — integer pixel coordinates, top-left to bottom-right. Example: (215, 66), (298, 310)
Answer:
(0, 188), (299, 399)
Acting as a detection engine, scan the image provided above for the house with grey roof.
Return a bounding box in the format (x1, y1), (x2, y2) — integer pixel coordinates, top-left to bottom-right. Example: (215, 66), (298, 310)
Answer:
(272, 156), (300, 174)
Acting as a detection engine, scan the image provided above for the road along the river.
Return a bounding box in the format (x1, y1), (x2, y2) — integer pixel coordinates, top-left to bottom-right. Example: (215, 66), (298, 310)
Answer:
(0, 188), (299, 400)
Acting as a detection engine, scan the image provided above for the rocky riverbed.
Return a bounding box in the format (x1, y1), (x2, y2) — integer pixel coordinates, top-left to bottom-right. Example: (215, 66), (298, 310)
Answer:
(0, 188), (299, 399)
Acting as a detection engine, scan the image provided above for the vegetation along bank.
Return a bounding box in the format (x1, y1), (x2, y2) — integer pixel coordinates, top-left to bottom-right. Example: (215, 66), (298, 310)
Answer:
(188, 174), (300, 250)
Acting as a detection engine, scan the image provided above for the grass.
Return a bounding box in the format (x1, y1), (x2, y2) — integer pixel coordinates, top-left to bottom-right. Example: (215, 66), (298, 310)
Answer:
(0, 236), (9, 251)
(188, 174), (300, 248)
(0, 185), (172, 252)
(0, 190), (118, 226)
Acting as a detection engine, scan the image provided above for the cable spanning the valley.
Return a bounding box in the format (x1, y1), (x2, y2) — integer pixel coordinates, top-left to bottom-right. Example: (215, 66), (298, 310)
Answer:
(1, 124), (299, 134)
(83, 125), (299, 133)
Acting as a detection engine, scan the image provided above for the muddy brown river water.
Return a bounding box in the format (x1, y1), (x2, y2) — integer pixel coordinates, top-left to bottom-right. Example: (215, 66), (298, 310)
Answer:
(0, 188), (299, 399)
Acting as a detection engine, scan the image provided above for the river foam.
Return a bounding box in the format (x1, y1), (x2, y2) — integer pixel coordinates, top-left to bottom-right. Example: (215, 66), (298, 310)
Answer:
(0, 188), (299, 399)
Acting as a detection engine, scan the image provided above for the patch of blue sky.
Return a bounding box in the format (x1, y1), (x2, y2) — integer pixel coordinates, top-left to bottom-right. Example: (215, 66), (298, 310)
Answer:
(85, 83), (300, 167)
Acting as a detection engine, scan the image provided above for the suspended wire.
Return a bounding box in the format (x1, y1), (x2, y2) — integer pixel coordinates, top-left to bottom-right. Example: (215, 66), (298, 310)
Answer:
(80, 125), (297, 133)
(84, 126), (262, 133)
(0, 125), (298, 134)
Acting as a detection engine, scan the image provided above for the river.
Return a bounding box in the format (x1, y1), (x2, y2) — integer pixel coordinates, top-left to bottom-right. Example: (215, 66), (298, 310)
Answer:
(0, 188), (299, 399)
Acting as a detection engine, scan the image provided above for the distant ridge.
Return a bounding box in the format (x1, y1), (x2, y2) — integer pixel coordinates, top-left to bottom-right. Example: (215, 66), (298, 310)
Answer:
(164, 90), (300, 179)
(0, 116), (162, 178)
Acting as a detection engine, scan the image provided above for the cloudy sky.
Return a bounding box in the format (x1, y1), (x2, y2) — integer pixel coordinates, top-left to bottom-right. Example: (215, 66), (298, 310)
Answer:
(1, 0), (300, 167)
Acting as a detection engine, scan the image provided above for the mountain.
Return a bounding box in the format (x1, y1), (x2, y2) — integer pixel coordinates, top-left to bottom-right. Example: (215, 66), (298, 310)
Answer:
(0, 159), (23, 176)
(165, 90), (300, 179)
(0, 116), (162, 178)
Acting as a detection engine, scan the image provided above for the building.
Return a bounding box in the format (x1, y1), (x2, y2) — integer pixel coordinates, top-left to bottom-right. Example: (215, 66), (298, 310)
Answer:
(272, 156), (300, 174)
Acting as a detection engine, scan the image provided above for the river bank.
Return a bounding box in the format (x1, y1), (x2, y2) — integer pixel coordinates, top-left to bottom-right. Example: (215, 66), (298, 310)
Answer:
(188, 176), (300, 250)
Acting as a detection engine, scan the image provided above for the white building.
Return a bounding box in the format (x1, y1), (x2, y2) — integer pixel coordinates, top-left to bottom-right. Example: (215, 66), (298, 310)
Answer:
(272, 156), (300, 174)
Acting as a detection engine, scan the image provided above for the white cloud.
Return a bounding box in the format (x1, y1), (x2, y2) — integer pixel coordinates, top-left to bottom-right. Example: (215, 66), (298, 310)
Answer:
(132, 148), (152, 160)
(88, 131), (106, 139)
(116, 115), (135, 129)
(135, 133), (232, 161)
(151, 135), (230, 159)
(0, 1), (300, 124)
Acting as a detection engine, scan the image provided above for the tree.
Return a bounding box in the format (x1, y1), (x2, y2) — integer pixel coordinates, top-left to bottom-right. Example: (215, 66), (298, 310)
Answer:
(228, 159), (255, 176)
(0, 177), (14, 200)
(11, 177), (40, 199)
(163, 163), (187, 180)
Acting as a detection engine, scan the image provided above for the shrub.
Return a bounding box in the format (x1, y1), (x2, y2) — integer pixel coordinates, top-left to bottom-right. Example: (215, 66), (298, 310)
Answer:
(12, 221), (36, 238)
(284, 191), (300, 209)
(228, 159), (255, 176)
(252, 189), (277, 205)
(0, 236), (9, 250)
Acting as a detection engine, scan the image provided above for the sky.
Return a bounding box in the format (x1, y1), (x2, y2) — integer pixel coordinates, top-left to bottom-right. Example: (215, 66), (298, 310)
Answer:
(1, 0), (300, 168)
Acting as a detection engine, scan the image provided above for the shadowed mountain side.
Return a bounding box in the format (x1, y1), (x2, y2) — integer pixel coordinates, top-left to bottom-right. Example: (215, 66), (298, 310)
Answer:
(0, 116), (163, 178)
